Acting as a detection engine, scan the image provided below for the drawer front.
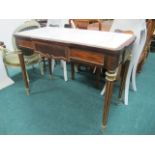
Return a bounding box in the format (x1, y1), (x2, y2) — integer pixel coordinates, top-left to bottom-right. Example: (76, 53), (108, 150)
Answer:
(34, 41), (68, 59)
(16, 38), (33, 49)
(70, 48), (104, 66)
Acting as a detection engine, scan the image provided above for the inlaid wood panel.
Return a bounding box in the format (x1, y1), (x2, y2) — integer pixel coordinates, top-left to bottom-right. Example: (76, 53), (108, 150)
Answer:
(33, 41), (69, 60)
(70, 48), (104, 66)
(16, 38), (33, 49)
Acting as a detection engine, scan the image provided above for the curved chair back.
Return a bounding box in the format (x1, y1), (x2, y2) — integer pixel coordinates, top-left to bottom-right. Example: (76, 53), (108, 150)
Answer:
(69, 19), (102, 30)
(111, 19), (147, 77)
(12, 20), (40, 56)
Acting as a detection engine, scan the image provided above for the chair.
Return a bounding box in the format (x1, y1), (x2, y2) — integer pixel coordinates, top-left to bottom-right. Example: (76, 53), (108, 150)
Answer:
(101, 19), (147, 105)
(69, 19), (103, 88)
(2, 20), (43, 95)
(69, 19), (102, 30)
(47, 19), (68, 81)
(137, 19), (155, 73)
(0, 42), (14, 90)
(87, 19), (113, 31)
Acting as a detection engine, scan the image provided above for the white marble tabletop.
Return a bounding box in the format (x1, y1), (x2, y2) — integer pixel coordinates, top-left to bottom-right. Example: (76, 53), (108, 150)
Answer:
(15, 27), (135, 51)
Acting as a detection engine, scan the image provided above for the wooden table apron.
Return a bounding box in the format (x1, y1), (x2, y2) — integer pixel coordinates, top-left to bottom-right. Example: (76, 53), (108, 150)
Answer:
(15, 35), (132, 128)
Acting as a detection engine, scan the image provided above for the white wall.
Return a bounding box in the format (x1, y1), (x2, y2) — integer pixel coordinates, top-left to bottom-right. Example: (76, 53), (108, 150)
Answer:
(0, 19), (69, 50)
(0, 19), (27, 50)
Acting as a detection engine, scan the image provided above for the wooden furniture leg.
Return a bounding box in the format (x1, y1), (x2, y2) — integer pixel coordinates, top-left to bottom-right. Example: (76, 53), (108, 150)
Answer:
(71, 62), (75, 80)
(102, 70), (117, 128)
(42, 57), (46, 71)
(96, 67), (100, 88)
(77, 64), (81, 71)
(18, 52), (30, 95)
(118, 59), (130, 99)
(48, 58), (52, 79)
(137, 60), (144, 73)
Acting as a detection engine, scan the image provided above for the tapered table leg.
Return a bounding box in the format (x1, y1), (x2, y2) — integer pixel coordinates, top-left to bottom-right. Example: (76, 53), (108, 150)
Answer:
(48, 59), (52, 79)
(71, 62), (75, 80)
(102, 70), (117, 128)
(95, 67), (100, 88)
(18, 52), (30, 95)
(118, 59), (130, 99)
(42, 57), (46, 71)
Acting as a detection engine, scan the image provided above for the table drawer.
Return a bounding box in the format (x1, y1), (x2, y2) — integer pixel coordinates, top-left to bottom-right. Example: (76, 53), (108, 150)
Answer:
(70, 48), (104, 66)
(34, 41), (68, 59)
(16, 38), (33, 49)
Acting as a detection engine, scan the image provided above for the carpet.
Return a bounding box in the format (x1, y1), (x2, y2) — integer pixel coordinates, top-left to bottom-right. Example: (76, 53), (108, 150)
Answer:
(0, 53), (155, 135)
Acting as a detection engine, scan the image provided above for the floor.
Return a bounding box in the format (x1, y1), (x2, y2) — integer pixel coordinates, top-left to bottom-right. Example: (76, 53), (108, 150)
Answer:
(0, 53), (155, 135)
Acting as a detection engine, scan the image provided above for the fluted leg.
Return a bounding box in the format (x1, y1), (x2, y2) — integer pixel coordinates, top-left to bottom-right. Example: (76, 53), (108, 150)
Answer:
(102, 70), (117, 128)
(118, 59), (130, 99)
(96, 67), (100, 88)
(71, 62), (75, 80)
(18, 52), (30, 95)
(48, 59), (52, 79)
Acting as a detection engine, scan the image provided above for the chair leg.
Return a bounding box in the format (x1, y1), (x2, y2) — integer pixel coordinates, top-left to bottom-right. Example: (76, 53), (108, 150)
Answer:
(74, 65), (78, 73)
(131, 51), (142, 92)
(32, 64), (35, 71)
(118, 60), (130, 99)
(18, 53), (30, 95)
(131, 63), (138, 92)
(26, 71), (30, 84)
(137, 60), (144, 73)
(4, 64), (9, 76)
(39, 61), (44, 75)
(124, 62), (134, 105)
(101, 84), (106, 95)
(60, 59), (64, 69)
(93, 66), (97, 74)
(48, 59), (52, 79)
(42, 57), (46, 71)
(61, 60), (68, 82)
(52, 59), (55, 73)
(71, 62), (75, 80)
(96, 67), (100, 88)
(137, 47), (149, 73)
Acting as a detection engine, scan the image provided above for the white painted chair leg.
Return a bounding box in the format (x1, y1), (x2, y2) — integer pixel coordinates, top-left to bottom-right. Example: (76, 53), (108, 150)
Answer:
(39, 61), (44, 75)
(124, 63), (134, 105)
(131, 63), (138, 92)
(100, 84), (106, 95)
(60, 60), (63, 69)
(131, 30), (147, 92)
(61, 60), (68, 82)
(74, 65), (78, 73)
(52, 59), (55, 73)
(131, 50), (143, 92)
(93, 66), (97, 74)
